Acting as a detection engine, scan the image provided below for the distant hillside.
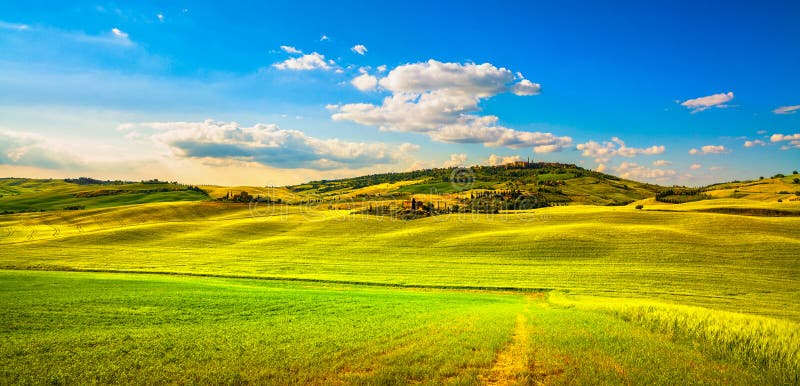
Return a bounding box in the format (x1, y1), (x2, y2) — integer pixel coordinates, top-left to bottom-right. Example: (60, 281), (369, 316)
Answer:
(286, 162), (666, 206)
(3, 166), (797, 215)
(0, 178), (207, 214)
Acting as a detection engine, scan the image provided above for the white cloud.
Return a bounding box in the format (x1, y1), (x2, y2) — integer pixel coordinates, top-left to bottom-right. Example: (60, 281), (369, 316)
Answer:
(398, 143), (420, 153)
(510, 79), (542, 96)
(680, 92), (734, 113)
(320, 35), (330, 41)
(773, 105), (800, 115)
(652, 159), (672, 166)
(157, 13), (164, 22)
(427, 116), (572, 151)
(0, 21), (30, 31)
(111, 27), (128, 39)
(279, 45), (302, 54)
(273, 52), (332, 71)
(0, 129), (83, 169)
(443, 153), (467, 168)
(770, 133), (800, 142)
(689, 163), (702, 170)
(351, 73), (378, 91)
(377, 65), (387, 73)
(124, 119), (410, 169)
(351, 44), (368, 55)
(615, 161), (677, 181)
(743, 139), (766, 148)
(576, 137), (665, 164)
(770, 133), (800, 149)
(688, 145), (728, 155)
(331, 60), (568, 152)
(487, 154), (523, 166)
(376, 60), (524, 95)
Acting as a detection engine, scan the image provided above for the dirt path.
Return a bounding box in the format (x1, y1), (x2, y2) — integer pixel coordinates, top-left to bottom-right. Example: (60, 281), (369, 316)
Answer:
(481, 298), (533, 385)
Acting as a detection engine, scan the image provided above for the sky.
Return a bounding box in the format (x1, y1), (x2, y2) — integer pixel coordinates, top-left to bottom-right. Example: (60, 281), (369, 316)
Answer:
(0, 1), (798, 186)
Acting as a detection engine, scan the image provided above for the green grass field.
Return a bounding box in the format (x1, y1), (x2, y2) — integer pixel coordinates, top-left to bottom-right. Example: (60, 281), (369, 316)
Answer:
(1, 176), (799, 384)
(1, 271), (794, 385)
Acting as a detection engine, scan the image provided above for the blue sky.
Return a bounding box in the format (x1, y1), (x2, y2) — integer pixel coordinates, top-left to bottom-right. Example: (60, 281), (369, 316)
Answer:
(0, 1), (798, 186)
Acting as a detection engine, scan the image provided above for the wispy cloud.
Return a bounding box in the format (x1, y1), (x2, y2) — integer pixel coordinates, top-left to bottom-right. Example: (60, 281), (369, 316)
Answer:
(280, 45), (302, 54)
(0, 21), (30, 31)
(772, 105), (800, 115)
(111, 28), (129, 39)
(680, 92), (734, 113)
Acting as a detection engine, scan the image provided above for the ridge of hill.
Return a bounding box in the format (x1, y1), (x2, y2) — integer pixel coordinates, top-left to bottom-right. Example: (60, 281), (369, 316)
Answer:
(283, 162), (666, 206)
(2, 164), (799, 214)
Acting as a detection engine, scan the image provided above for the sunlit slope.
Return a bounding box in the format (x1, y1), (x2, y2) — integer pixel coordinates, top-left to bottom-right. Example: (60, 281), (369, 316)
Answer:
(0, 178), (208, 212)
(285, 163), (665, 205)
(704, 174), (800, 201)
(2, 202), (798, 320)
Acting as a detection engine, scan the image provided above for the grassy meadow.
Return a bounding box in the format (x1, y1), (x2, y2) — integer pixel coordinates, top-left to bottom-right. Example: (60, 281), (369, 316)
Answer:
(1, 174), (799, 384)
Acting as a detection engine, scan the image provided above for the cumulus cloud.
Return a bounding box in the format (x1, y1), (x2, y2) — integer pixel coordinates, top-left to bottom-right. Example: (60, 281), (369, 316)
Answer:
(0, 130), (82, 169)
(744, 139), (766, 148)
(331, 60), (568, 152)
(680, 92), (734, 113)
(273, 52), (333, 71)
(510, 79), (542, 96)
(398, 143), (420, 153)
(615, 161), (677, 181)
(770, 133), (800, 149)
(576, 137), (665, 164)
(486, 154), (523, 166)
(773, 105), (800, 115)
(375, 60), (529, 95)
(124, 119), (411, 169)
(652, 159), (672, 166)
(688, 145), (728, 155)
(689, 163), (702, 170)
(351, 44), (368, 55)
(280, 45), (302, 54)
(320, 35), (330, 41)
(111, 28), (128, 39)
(351, 73), (378, 91)
(443, 153), (468, 168)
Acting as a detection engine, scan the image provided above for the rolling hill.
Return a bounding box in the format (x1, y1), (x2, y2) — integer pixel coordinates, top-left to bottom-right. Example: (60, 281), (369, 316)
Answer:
(1, 164), (800, 383)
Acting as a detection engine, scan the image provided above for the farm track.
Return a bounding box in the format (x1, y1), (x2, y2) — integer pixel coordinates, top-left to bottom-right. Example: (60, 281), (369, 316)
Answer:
(481, 298), (533, 385)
